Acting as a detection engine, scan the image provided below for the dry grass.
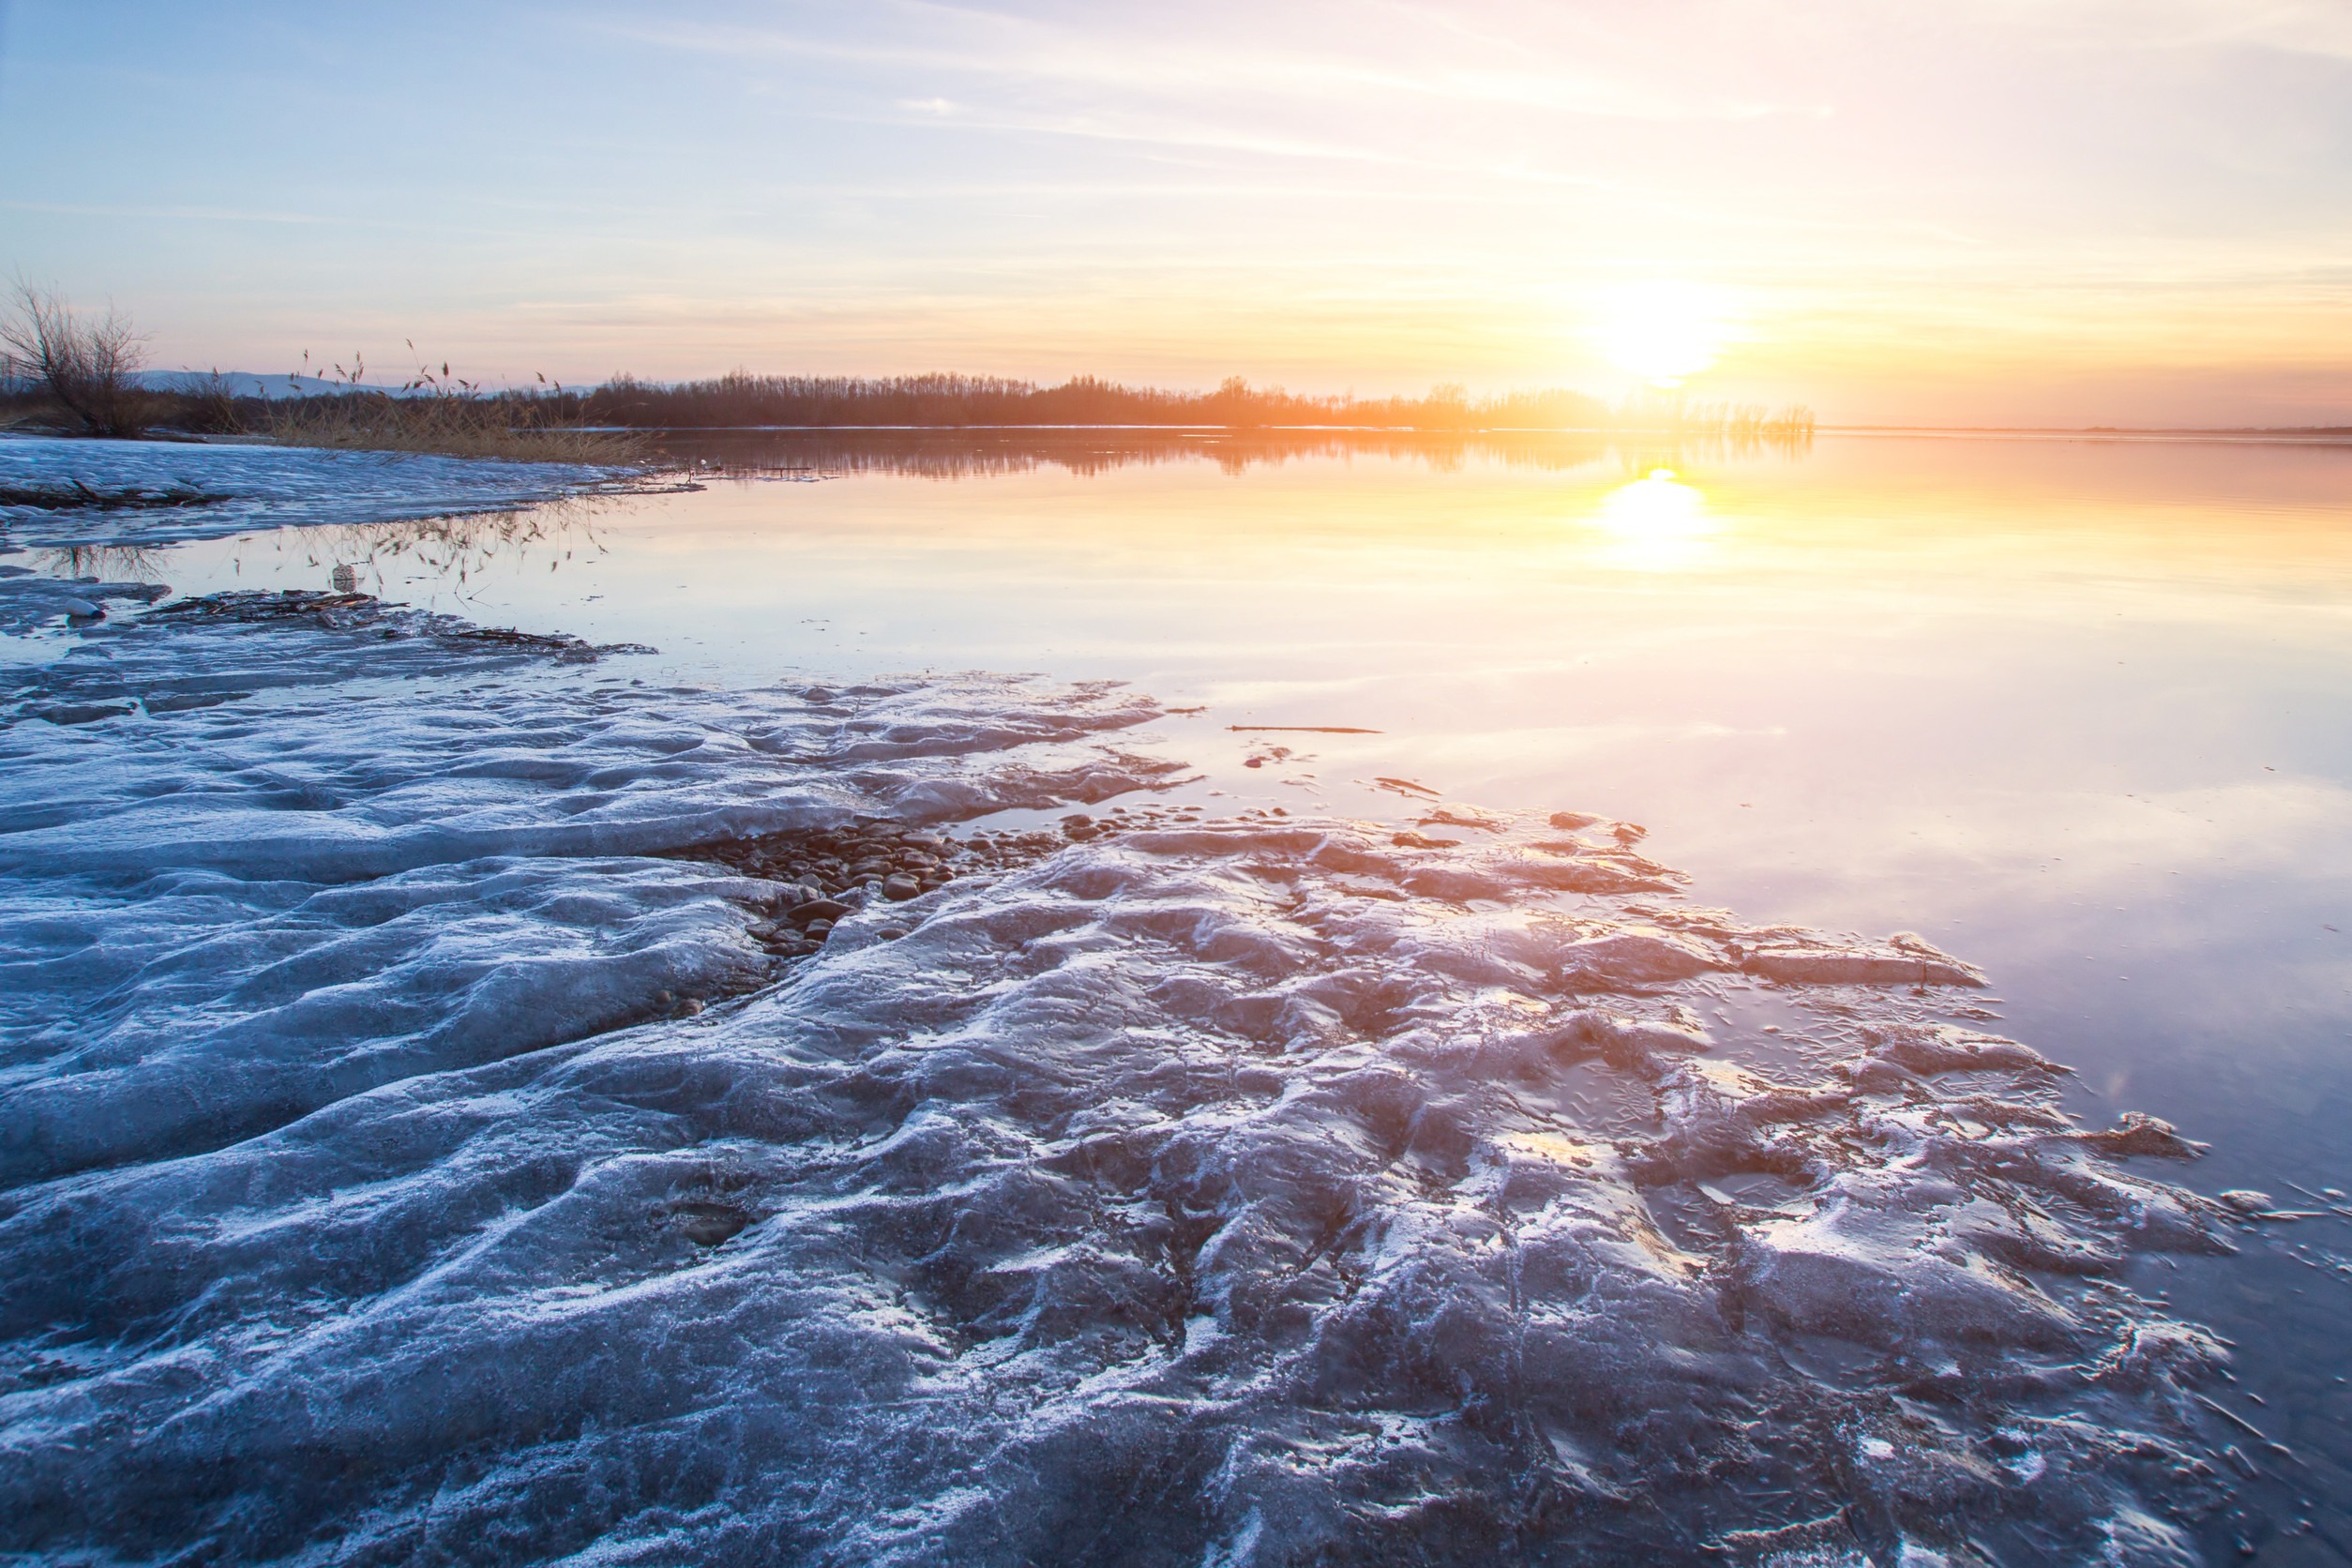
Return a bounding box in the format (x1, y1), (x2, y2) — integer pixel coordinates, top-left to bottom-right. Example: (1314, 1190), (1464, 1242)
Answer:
(264, 393), (649, 466)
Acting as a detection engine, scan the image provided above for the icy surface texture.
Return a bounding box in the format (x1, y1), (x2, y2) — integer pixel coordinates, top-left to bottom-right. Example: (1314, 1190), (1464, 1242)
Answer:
(0, 611), (2240, 1566)
(0, 565), (168, 637)
(0, 434), (628, 550)
(4, 588), (656, 726)
(0, 605), (1169, 1194)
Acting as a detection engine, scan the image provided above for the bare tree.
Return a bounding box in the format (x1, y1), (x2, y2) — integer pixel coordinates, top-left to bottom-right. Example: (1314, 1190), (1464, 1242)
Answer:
(0, 282), (149, 436)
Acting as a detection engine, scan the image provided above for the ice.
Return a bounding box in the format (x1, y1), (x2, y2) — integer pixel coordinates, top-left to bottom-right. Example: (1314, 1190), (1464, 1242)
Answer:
(3, 587), (654, 726)
(0, 597), (1169, 1187)
(0, 434), (635, 550)
(0, 565), (169, 637)
(0, 583), (2248, 1564)
(2, 594), (1165, 882)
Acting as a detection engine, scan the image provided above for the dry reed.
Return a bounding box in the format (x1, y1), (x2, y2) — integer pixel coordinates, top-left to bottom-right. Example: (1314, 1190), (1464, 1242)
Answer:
(262, 393), (648, 465)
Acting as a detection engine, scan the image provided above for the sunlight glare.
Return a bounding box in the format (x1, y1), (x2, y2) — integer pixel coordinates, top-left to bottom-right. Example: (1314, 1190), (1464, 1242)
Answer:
(1593, 282), (1728, 388)
(1591, 468), (1715, 571)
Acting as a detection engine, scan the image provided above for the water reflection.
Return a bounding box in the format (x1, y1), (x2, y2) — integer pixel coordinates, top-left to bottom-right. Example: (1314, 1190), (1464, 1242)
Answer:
(249, 497), (613, 602)
(30, 543), (172, 583)
(1590, 467), (1714, 571)
(652, 426), (1812, 482)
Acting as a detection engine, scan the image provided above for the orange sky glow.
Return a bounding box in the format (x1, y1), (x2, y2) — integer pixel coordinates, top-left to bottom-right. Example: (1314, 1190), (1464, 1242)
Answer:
(4, 1), (2350, 426)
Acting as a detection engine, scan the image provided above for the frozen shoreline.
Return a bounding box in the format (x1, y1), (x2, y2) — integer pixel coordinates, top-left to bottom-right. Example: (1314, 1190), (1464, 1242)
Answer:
(0, 433), (641, 551)
(0, 439), (2258, 1565)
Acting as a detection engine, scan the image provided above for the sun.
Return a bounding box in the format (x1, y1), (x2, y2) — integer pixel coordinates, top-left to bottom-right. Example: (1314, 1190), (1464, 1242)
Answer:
(1592, 281), (1728, 388)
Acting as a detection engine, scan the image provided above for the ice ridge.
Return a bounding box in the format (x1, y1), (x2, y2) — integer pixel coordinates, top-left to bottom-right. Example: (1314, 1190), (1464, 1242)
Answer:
(0, 597), (2245, 1567)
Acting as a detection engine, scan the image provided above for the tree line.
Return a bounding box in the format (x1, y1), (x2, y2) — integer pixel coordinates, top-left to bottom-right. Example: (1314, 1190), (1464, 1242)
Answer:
(3, 285), (1816, 450)
(565, 372), (1814, 437)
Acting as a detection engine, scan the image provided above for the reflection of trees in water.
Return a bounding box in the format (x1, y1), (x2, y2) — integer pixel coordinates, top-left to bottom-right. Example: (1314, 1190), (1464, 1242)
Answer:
(1610, 430), (1814, 475)
(263, 496), (612, 600)
(656, 428), (1812, 482)
(31, 543), (170, 582)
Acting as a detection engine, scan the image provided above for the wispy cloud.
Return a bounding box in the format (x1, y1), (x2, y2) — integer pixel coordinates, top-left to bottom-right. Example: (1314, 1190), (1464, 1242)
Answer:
(581, 4), (1809, 124)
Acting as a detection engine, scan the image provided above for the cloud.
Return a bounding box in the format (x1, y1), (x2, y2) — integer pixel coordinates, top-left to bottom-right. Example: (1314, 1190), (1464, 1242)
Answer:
(582, 3), (1811, 125)
(12, 0), (2352, 420)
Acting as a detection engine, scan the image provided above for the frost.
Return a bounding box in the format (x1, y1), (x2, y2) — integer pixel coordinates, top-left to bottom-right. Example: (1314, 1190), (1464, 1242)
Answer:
(0, 582), (2246, 1565)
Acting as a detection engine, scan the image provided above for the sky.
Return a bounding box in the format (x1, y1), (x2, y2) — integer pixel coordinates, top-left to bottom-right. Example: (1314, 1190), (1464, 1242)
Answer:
(2, 0), (2350, 425)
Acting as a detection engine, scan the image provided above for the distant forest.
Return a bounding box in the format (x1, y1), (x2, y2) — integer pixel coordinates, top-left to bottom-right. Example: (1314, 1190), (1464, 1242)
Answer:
(560, 373), (1815, 437)
(6, 339), (1814, 457)
(3, 283), (1814, 444)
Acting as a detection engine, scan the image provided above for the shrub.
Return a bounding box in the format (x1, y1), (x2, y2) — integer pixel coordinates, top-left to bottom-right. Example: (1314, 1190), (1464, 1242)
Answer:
(0, 283), (151, 437)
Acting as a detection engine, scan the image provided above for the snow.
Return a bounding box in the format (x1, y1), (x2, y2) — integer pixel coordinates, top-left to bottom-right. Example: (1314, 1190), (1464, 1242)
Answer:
(0, 434), (635, 550)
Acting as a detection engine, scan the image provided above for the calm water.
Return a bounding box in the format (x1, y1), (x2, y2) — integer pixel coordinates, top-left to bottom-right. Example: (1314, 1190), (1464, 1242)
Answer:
(31, 430), (2352, 1559)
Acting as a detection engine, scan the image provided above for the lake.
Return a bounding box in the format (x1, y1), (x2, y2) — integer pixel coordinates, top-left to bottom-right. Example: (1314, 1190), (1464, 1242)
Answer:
(6, 429), (2350, 1563)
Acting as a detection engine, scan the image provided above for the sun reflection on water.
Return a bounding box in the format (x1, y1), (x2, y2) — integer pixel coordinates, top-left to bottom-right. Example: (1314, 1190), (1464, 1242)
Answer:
(1591, 467), (1715, 571)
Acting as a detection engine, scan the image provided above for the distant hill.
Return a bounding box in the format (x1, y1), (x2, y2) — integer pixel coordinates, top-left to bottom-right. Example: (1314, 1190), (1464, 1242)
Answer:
(134, 370), (409, 399)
